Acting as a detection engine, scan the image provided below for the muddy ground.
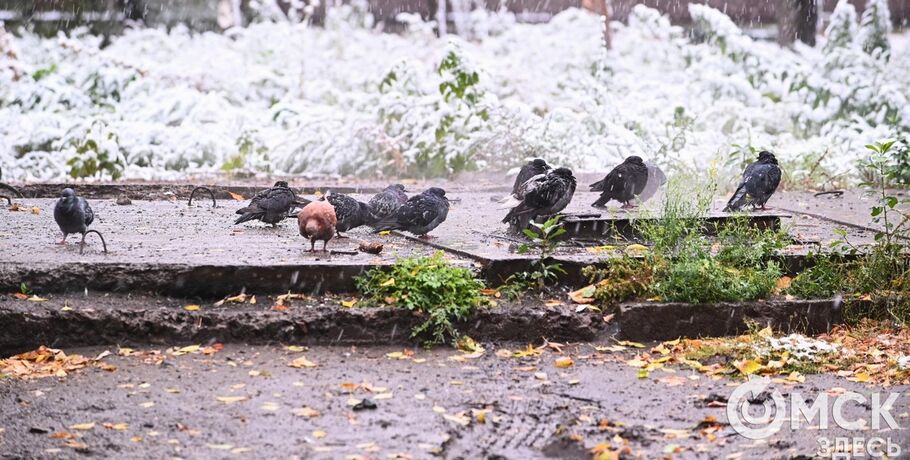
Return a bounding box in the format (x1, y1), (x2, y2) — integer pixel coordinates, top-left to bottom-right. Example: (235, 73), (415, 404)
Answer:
(2, 344), (908, 459)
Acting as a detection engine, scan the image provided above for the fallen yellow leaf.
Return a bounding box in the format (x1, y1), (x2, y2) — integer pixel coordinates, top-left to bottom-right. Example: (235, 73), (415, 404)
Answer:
(183, 304), (201, 311)
(554, 357), (574, 368)
(736, 360), (763, 376)
(288, 356), (317, 369)
(216, 396), (249, 404)
(70, 423), (95, 431)
(292, 407), (321, 418)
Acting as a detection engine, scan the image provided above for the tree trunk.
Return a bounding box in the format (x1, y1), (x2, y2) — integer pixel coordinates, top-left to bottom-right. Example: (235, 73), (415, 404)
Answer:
(778, 0), (818, 47)
(602, 0), (612, 50)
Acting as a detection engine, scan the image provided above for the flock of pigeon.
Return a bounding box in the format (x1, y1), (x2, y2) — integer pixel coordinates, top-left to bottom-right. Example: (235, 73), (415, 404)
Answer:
(49, 150), (781, 253)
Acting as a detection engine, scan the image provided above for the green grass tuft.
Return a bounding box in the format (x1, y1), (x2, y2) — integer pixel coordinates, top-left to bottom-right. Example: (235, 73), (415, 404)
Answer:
(355, 251), (486, 346)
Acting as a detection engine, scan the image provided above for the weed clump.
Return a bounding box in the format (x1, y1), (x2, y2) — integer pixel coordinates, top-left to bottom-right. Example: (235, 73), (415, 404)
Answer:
(355, 251), (485, 346)
(582, 258), (653, 306)
(786, 255), (846, 299)
(587, 174), (786, 305)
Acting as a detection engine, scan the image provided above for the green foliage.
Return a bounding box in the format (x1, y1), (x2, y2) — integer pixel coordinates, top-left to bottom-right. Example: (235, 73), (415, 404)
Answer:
(504, 216), (567, 294)
(786, 256), (846, 299)
(860, 140), (910, 247)
(19, 282), (31, 296)
(582, 258), (653, 306)
(31, 63), (57, 81)
(377, 48), (489, 178)
(715, 218), (789, 268)
(651, 258), (780, 304)
(355, 252), (485, 346)
(222, 131), (270, 173)
(438, 51), (484, 112)
(66, 126), (125, 180)
(585, 174), (785, 305)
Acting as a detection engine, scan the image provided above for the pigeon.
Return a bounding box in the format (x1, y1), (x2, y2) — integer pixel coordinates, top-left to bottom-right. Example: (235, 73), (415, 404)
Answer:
(590, 156), (650, 209)
(502, 167), (576, 232)
(497, 159), (551, 208)
(368, 184), (408, 224)
(54, 188), (106, 254)
(325, 191), (373, 235)
(373, 187), (450, 238)
(234, 181), (299, 226)
(724, 151), (782, 212)
(298, 200), (337, 252)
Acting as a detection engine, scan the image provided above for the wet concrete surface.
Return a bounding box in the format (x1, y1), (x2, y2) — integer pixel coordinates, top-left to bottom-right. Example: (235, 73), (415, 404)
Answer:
(2, 344), (908, 459)
(0, 189), (882, 295)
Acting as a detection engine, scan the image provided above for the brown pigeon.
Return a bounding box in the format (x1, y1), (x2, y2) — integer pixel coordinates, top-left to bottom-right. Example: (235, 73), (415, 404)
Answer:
(298, 201), (337, 252)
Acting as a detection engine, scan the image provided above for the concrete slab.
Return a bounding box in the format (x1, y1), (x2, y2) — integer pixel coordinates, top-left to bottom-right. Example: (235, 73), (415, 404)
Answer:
(0, 186), (885, 295)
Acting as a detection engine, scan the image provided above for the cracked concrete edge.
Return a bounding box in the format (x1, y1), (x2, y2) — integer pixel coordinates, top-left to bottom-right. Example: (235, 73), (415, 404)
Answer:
(0, 299), (844, 355)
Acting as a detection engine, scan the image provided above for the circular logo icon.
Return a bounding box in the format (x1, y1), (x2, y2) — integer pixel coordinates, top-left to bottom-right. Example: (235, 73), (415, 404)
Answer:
(726, 376), (786, 440)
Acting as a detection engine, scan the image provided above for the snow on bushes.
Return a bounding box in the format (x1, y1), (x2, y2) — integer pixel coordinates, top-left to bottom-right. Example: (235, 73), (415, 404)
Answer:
(0, 3), (907, 183)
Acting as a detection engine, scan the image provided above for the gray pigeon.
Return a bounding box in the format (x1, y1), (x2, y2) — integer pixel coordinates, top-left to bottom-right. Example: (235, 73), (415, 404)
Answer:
(54, 188), (106, 254)
(724, 151), (782, 212)
(234, 181), (299, 226)
(511, 159), (550, 199)
(497, 159), (551, 209)
(373, 187), (450, 238)
(502, 167), (576, 232)
(325, 191), (373, 235)
(368, 184), (408, 224)
(590, 156), (649, 209)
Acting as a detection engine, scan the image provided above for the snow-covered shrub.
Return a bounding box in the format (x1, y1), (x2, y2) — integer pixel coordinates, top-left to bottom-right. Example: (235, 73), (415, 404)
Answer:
(823, 0), (858, 53)
(60, 121), (126, 180)
(1, 4), (910, 185)
(376, 44), (493, 177)
(858, 0), (891, 59)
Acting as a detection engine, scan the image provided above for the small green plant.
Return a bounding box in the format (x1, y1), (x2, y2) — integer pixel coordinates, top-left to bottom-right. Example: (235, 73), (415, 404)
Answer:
(586, 174), (785, 305)
(222, 131), (271, 173)
(66, 121), (125, 180)
(67, 139), (124, 180)
(651, 257), (779, 304)
(355, 252), (485, 346)
(786, 255), (846, 299)
(582, 258), (653, 307)
(503, 216), (567, 295)
(886, 138), (910, 186)
(32, 63), (57, 81)
(19, 282), (31, 296)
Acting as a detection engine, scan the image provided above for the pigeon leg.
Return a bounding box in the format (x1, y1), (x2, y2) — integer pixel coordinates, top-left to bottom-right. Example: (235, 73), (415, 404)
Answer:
(620, 202), (638, 210)
(418, 234), (434, 240)
(57, 233), (68, 245)
(322, 240), (329, 252)
(309, 239), (316, 253)
(336, 232), (349, 239)
(79, 232), (87, 254)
